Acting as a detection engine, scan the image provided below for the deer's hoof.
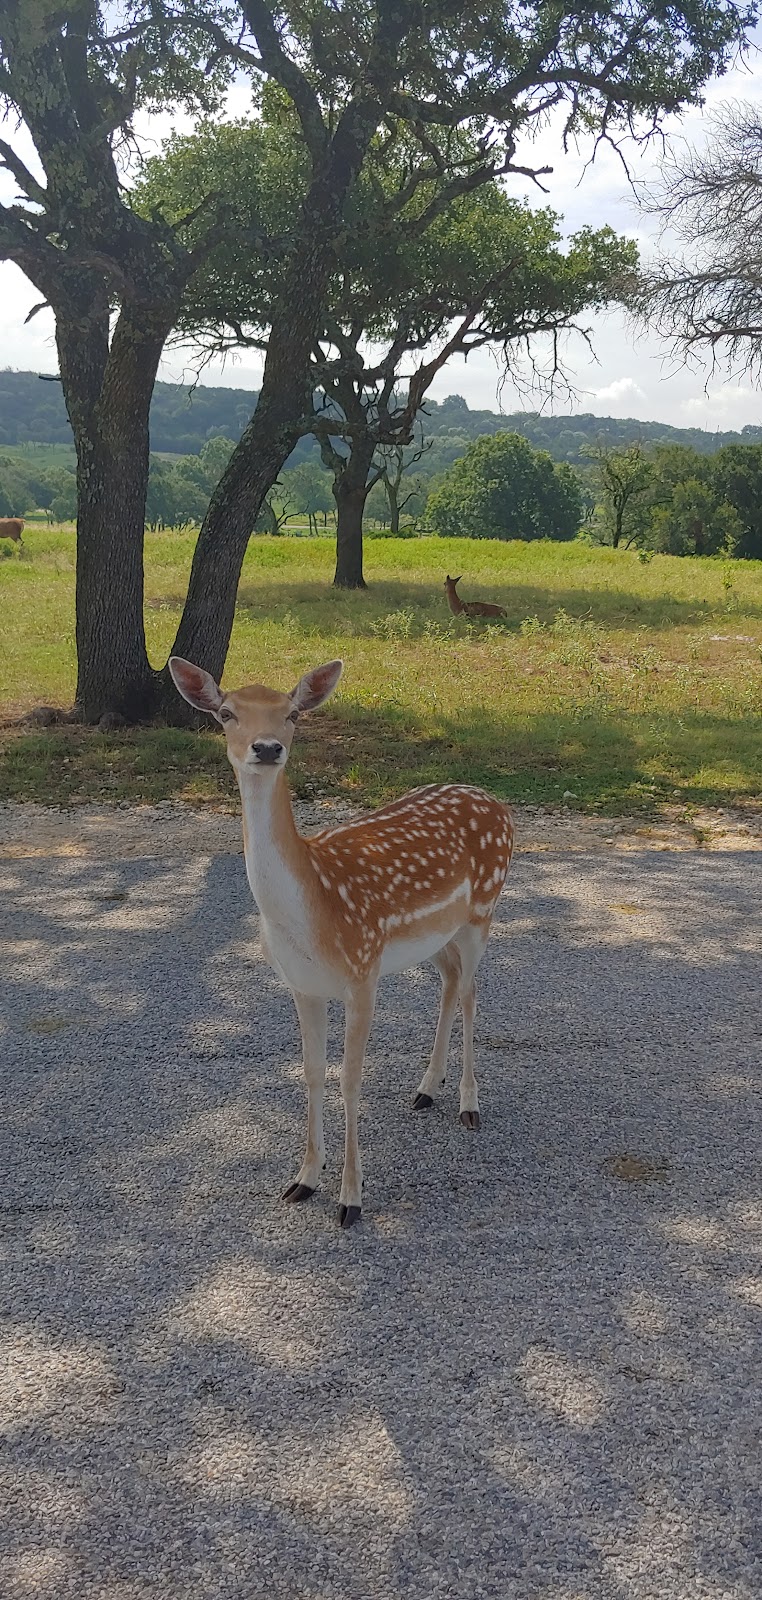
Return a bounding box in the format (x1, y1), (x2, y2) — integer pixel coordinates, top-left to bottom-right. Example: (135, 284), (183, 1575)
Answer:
(338, 1204), (362, 1229)
(413, 1092), (434, 1111)
(282, 1181), (315, 1204)
(460, 1110), (480, 1131)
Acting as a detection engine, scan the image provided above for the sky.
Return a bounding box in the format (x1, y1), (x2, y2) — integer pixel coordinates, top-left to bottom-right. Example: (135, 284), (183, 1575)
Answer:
(2, 31), (762, 432)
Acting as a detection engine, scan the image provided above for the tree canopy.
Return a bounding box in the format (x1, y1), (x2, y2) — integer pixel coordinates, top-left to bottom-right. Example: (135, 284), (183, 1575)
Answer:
(427, 432), (583, 541)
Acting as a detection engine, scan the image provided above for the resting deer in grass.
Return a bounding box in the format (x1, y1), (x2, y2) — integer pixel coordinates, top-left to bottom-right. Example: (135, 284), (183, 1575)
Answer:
(169, 656), (515, 1228)
(445, 574), (507, 619)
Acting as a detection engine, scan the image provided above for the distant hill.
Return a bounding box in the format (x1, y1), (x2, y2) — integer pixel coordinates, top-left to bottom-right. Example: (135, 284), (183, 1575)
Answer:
(2, 368), (761, 465)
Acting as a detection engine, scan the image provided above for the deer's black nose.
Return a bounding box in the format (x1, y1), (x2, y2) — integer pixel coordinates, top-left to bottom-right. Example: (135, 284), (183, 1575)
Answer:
(252, 740), (284, 763)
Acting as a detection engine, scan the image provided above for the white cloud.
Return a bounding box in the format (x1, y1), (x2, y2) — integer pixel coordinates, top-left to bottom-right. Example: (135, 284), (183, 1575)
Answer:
(593, 377), (647, 404)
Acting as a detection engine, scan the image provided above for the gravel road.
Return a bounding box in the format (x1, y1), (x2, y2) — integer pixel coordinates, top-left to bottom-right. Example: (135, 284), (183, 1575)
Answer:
(1, 840), (760, 1599)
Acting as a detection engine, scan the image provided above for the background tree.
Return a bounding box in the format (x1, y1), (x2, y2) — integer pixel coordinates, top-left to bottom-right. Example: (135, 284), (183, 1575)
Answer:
(637, 103), (762, 375)
(586, 442), (654, 549)
(311, 212), (636, 585)
(282, 461), (333, 533)
(1, 0), (754, 716)
(375, 440), (432, 532)
(649, 477), (743, 555)
(427, 432), (583, 541)
(709, 443), (762, 558)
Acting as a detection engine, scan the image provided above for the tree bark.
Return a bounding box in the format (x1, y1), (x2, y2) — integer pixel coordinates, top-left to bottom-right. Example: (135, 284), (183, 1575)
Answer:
(167, 386), (305, 683)
(163, 247), (343, 713)
(56, 294), (173, 720)
(333, 437), (376, 588)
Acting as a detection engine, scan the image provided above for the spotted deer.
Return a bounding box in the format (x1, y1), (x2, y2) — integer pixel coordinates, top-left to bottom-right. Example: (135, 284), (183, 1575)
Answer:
(445, 574), (507, 619)
(169, 656), (515, 1228)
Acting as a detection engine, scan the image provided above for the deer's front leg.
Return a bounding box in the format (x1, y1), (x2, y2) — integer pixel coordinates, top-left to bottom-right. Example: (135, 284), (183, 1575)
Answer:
(282, 991), (328, 1204)
(413, 943), (460, 1110)
(338, 981), (377, 1228)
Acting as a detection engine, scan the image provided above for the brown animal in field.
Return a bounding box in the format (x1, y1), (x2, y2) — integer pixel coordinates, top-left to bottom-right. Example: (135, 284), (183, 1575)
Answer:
(0, 518), (24, 544)
(444, 574), (506, 619)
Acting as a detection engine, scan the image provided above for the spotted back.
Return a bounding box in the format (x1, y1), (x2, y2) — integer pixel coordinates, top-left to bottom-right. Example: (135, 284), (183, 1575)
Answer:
(306, 783), (514, 976)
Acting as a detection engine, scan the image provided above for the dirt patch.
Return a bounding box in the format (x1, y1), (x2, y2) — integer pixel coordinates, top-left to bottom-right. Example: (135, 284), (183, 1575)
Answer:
(0, 797), (760, 861)
(602, 1154), (671, 1183)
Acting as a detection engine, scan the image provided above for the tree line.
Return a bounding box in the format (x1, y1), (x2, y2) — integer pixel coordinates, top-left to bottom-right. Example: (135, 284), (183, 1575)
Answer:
(8, 425), (762, 560)
(4, 371), (762, 467)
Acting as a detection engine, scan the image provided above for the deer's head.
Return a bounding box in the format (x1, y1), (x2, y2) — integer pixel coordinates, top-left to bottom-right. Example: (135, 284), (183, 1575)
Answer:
(169, 657), (343, 776)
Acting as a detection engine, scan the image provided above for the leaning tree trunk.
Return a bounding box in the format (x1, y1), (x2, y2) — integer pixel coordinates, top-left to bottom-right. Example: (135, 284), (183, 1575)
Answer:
(162, 247), (341, 721)
(57, 299), (172, 721)
(162, 60), (408, 712)
(166, 385), (304, 694)
(333, 439), (376, 588)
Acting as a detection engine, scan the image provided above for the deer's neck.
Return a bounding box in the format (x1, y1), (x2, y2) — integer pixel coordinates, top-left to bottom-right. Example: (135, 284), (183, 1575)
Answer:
(446, 586), (464, 615)
(237, 768), (310, 925)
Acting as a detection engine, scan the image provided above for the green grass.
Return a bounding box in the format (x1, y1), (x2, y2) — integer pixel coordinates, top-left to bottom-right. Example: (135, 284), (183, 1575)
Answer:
(0, 442), (76, 469)
(2, 527), (762, 813)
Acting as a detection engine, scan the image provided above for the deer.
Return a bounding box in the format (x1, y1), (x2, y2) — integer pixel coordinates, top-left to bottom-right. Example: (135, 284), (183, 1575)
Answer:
(169, 656), (515, 1228)
(0, 518), (24, 544)
(444, 574), (507, 619)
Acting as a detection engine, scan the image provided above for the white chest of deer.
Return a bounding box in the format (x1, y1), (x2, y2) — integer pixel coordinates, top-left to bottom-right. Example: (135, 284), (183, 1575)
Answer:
(239, 779), (338, 999)
(170, 655), (514, 1228)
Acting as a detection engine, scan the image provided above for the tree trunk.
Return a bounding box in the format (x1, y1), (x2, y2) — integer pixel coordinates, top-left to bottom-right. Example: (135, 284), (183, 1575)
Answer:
(388, 482), (401, 536)
(164, 61), (406, 705)
(167, 391), (304, 690)
(333, 438), (376, 588)
(164, 258), (334, 712)
(57, 299), (171, 721)
(73, 439), (154, 721)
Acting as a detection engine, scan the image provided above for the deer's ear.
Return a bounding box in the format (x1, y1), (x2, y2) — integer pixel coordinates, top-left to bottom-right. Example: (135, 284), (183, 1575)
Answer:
(289, 659), (343, 713)
(169, 657), (223, 717)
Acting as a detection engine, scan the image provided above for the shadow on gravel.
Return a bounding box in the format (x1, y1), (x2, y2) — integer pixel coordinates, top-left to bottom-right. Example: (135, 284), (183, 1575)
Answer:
(0, 848), (760, 1598)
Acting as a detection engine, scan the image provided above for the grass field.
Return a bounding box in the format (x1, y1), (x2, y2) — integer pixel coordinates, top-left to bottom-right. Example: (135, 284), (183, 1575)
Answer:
(1, 525), (761, 814)
(0, 442), (76, 468)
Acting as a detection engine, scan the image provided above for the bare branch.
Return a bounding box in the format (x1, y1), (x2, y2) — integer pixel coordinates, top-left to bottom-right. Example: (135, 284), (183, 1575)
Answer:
(0, 139), (46, 205)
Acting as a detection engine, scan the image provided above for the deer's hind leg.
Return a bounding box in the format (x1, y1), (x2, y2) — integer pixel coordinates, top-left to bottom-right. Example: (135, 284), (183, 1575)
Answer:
(338, 979), (377, 1227)
(451, 918), (492, 1131)
(413, 942), (462, 1111)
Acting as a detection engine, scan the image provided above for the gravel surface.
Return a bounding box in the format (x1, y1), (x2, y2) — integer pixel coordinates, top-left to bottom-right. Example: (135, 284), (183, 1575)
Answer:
(1, 838), (760, 1599)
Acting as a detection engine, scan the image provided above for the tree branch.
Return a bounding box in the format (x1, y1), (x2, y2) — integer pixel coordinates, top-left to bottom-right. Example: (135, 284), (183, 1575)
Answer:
(242, 0), (328, 166)
(0, 139), (46, 205)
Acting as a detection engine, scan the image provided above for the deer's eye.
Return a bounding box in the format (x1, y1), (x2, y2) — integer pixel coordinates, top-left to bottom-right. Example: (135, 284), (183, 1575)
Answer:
(287, 708), (299, 724)
(220, 709), (234, 723)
